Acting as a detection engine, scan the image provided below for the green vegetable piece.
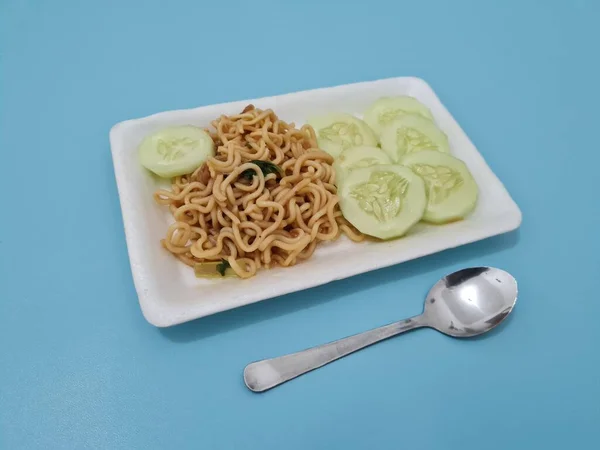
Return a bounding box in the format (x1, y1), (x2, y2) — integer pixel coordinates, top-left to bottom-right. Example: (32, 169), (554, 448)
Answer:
(216, 259), (231, 277)
(239, 160), (282, 181)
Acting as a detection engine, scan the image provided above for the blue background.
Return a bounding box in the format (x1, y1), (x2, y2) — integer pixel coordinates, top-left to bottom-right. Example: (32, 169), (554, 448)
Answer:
(1, 0), (599, 448)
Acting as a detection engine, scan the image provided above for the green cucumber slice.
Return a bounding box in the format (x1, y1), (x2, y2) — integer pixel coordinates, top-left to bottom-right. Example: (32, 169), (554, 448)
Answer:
(339, 165), (426, 240)
(364, 96), (434, 136)
(402, 150), (478, 224)
(307, 113), (378, 158)
(380, 115), (450, 162)
(138, 125), (215, 178)
(333, 146), (392, 186)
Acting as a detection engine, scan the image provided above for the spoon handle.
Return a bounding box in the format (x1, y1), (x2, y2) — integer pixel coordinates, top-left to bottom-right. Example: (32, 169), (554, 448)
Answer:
(243, 315), (425, 392)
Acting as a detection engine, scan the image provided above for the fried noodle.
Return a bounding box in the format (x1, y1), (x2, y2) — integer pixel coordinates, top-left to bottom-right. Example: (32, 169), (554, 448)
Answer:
(154, 105), (364, 278)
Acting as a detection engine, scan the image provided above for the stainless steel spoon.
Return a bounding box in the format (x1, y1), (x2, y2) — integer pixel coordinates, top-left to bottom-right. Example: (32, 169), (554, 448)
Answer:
(244, 266), (517, 392)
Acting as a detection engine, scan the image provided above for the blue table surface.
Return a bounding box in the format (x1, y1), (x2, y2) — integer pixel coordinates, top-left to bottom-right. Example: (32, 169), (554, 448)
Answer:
(2, 0), (599, 449)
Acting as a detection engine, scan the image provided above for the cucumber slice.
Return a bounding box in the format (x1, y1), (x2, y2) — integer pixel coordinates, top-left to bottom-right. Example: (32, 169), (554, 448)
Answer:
(339, 165), (426, 240)
(380, 115), (450, 162)
(307, 113), (378, 158)
(333, 146), (392, 185)
(364, 96), (434, 135)
(402, 150), (478, 224)
(138, 126), (215, 178)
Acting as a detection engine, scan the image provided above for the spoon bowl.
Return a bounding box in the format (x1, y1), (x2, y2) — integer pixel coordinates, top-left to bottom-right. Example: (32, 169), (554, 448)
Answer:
(244, 266), (518, 392)
(424, 267), (518, 337)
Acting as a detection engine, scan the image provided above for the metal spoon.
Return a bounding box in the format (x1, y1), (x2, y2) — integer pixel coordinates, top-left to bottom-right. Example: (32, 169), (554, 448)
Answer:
(243, 266), (517, 392)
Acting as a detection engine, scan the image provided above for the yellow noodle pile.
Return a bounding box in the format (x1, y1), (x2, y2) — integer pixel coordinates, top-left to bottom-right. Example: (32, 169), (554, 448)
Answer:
(154, 105), (364, 278)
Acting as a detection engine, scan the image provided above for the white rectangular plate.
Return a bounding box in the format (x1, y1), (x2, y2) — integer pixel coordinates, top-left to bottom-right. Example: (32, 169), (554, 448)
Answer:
(110, 77), (522, 327)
